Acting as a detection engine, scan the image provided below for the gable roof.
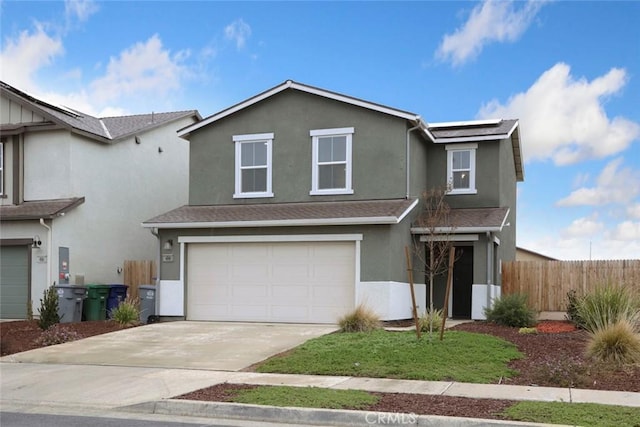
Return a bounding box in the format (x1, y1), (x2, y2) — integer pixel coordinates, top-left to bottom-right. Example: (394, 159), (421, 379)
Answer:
(143, 198), (419, 229)
(429, 119), (524, 182)
(0, 81), (201, 144)
(177, 79), (431, 139)
(0, 197), (85, 221)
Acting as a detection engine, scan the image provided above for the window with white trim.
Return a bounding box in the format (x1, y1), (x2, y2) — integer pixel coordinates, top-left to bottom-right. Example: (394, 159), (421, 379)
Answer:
(310, 127), (354, 195)
(0, 141), (4, 196)
(446, 143), (477, 194)
(233, 133), (274, 198)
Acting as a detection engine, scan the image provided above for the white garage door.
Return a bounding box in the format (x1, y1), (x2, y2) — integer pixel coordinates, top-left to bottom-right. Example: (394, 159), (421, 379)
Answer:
(187, 241), (355, 323)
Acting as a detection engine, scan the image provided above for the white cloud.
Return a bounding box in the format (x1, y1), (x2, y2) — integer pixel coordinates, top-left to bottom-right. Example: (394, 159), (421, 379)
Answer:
(478, 63), (640, 165)
(90, 34), (189, 106)
(611, 221), (640, 241)
(557, 158), (640, 206)
(224, 19), (251, 50)
(562, 215), (604, 239)
(0, 24), (64, 91)
(627, 204), (640, 220)
(436, 0), (546, 67)
(65, 0), (98, 23)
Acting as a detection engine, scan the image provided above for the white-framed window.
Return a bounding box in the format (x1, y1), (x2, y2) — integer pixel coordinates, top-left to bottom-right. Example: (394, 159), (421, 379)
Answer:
(0, 141), (4, 196)
(446, 143), (477, 194)
(310, 127), (354, 195)
(233, 133), (274, 199)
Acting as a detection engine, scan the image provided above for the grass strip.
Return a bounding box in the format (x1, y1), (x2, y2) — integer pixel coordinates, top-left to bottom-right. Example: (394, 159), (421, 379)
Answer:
(231, 385), (378, 410)
(504, 401), (640, 427)
(257, 330), (522, 383)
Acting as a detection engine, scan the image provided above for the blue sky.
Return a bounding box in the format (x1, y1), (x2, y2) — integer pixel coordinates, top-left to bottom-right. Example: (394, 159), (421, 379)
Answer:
(1, 0), (639, 260)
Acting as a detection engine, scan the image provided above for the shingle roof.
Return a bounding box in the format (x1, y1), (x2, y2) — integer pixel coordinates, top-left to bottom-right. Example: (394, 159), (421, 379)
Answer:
(0, 197), (85, 221)
(0, 81), (200, 143)
(412, 207), (510, 233)
(428, 119), (518, 141)
(143, 199), (418, 228)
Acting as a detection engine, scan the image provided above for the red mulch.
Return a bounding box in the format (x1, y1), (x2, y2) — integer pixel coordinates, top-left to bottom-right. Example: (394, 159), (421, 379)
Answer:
(536, 321), (577, 333)
(0, 320), (132, 356)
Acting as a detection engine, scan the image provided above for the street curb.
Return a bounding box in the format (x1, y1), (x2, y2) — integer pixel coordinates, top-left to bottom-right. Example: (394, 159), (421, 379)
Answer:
(121, 399), (570, 427)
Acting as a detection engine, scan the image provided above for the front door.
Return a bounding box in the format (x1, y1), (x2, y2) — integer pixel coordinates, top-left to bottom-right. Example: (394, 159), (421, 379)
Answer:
(452, 247), (473, 318)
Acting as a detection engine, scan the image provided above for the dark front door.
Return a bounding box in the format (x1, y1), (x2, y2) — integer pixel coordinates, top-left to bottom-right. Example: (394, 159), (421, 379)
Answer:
(452, 247), (473, 318)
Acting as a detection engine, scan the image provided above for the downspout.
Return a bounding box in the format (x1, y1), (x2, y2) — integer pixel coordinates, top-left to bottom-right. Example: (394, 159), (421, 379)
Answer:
(486, 231), (493, 312)
(406, 120), (422, 199)
(150, 227), (161, 286)
(39, 218), (52, 288)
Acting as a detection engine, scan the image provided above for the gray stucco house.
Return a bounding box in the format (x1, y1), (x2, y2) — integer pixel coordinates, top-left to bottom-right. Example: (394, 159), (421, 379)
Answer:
(144, 80), (524, 323)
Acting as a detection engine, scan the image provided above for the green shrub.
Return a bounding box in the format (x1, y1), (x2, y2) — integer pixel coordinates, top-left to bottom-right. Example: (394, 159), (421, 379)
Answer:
(576, 285), (640, 334)
(586, 319), (640, 365)
(37, 285), (60, 330)
(110, 297), (141, 327)
(484, 293), (537, 328)
(338, 304), (380, 332)
(34, 324), (81, 346)
(419, 308), (443, 333)
(565, 289), (585, 329)
(518, 327), (538, 334)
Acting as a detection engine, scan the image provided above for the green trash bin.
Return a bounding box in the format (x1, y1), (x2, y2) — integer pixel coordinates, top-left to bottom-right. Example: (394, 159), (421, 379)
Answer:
(82, 284), (109, 321)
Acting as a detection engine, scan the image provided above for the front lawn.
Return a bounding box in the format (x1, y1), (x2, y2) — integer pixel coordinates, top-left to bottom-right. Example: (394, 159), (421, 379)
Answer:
(256, 329), (522, 383)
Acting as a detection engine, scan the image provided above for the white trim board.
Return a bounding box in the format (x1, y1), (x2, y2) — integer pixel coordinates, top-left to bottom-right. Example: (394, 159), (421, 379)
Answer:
(178, 234), (363, 244)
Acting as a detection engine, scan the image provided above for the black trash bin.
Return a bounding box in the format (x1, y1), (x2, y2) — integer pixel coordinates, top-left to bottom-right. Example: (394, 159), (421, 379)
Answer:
(55, 284), (87, 323)
(138, 284), (156, 324)
(106, 284), (129, 319)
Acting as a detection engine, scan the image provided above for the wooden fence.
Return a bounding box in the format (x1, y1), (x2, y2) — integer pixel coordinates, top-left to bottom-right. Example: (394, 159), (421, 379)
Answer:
(501, 260), (640, 312)
(124, 260), (157, 301)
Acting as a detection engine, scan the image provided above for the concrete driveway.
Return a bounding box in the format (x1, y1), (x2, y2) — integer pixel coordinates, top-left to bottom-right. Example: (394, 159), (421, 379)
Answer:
(0, 321), (337, 371)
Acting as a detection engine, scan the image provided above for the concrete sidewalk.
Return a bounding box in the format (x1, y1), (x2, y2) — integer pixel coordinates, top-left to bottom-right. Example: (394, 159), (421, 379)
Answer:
(4, 361), (638, 409)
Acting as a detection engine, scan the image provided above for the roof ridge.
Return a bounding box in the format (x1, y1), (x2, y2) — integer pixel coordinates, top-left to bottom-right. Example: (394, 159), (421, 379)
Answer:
(100, 110), (196, 119)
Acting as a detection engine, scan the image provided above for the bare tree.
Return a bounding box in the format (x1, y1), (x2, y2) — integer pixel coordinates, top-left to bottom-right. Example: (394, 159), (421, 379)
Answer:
(412, 187), (458, 340)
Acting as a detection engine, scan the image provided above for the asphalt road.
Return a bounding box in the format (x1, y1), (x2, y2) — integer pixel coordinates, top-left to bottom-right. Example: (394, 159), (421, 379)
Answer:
(0, 412), (312, 427)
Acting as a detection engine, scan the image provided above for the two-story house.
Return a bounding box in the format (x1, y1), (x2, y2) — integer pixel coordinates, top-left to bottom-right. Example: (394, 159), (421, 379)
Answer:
(0, 81), (201, 319)
(143, 80), (524, 323)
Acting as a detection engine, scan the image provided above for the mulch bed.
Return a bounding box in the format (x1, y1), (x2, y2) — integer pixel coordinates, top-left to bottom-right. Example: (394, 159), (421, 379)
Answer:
(176, 382), (515, 421)
(0, 320), (132, 356)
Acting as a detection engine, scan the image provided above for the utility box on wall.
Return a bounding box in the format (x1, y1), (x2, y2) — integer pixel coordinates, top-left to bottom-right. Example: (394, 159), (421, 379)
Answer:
(59, 247), (70, 285)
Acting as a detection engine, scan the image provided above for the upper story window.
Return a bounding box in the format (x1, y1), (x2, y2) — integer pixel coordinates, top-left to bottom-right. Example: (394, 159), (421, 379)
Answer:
(446, 143), (477, 195)
(0, 141), (4, 196)
(310, 127), (354, 195)
(233, 133), (274, 199)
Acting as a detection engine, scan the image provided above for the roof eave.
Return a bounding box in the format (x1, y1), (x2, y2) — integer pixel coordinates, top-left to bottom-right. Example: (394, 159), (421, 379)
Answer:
(177, 80), (422, 139)
(143, 216), (403, 229)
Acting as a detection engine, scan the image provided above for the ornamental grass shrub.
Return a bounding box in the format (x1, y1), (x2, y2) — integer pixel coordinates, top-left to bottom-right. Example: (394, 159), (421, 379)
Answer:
(338, 304), (380, 333)
(110, 297), (141, 327)
(484, 293), (537, 328)
(576, 285), (640, 334)
(419, 308), (443, 333)
(586, 319), (640, 365)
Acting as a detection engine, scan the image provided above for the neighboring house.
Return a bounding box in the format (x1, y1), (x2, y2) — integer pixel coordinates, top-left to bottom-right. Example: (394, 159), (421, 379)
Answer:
(0, 81), (201, 319)
(516, 247), (557, 261)
(143, 80), (524, 323)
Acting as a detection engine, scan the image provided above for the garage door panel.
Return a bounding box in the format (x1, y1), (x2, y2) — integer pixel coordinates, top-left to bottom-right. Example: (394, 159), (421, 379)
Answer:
(0, 246), (29, 319)
(187, 241), (355, 323)
(271, 284), (309, 298)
